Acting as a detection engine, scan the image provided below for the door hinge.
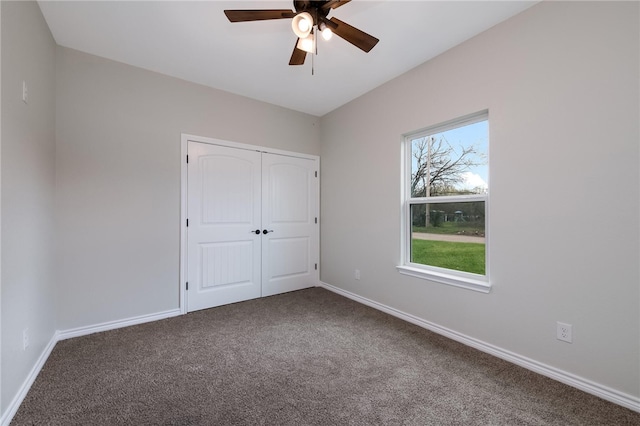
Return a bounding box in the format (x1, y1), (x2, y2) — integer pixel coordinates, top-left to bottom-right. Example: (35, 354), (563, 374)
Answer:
(186, 155), (189, 164)
(186, 218), (189, 227)
(315, 171), (318, 178)
(186, 282), (189, 290)
(315, 263), (318, 270)
(315, 217), (318, 224)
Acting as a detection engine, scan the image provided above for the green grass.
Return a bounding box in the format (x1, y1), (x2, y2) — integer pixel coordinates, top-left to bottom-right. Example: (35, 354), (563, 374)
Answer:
(412, 221), (484, 236)
(411, 239), (485, 275)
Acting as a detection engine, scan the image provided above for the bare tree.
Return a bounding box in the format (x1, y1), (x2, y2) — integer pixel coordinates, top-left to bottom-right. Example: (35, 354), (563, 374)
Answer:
(411, 135), (484, 198)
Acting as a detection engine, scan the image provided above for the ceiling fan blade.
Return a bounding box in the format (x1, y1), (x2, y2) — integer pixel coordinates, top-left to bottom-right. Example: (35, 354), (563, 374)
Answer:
(224, 9), (296, 22)
(320, 0), (352, 11)
(289, 40), (307, 65)
(326, 17), (379, 53)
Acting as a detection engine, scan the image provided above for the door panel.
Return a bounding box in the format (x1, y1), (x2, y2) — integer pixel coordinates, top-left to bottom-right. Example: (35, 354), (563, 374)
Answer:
(268, 237), (310, 279)
(200, 241), (254, 288)
(262, 153), (318, 296)
(201, 155), (255, 225)
(187, 142), (262, 312)
(269, 163), (310, 223)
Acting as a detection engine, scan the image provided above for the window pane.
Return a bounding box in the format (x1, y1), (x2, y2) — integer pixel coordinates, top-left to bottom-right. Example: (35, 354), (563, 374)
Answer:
(411, 120), (488, 197)
(410, 201), (485, 275)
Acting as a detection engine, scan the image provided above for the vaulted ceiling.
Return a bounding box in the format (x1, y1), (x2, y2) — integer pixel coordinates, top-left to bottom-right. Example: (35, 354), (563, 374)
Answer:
(38, 1), (537, 116)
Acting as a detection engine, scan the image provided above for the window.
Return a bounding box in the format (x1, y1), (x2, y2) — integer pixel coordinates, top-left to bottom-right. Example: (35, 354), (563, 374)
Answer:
(398, 111), (490, 292)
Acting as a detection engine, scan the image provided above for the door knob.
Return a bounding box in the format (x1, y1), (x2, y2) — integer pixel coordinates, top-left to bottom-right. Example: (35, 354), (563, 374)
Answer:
(263, 229), (274, 234)
(252, 229), (260, 235)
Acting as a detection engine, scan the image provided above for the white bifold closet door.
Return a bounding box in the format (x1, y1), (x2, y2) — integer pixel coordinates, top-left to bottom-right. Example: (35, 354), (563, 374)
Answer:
(187, 141), (318, 312)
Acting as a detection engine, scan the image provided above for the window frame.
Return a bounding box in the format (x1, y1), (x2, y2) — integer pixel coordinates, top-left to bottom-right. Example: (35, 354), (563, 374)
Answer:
(397, 111), (491, 293)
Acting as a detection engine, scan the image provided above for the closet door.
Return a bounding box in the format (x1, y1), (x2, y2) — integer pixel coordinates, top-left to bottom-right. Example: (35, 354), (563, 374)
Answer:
(261, 153), (318, 297)
(187, 142), (262, 312)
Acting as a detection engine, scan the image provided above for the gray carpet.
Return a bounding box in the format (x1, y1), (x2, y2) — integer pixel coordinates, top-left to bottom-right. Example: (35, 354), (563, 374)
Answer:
(11, 287), (640, 425)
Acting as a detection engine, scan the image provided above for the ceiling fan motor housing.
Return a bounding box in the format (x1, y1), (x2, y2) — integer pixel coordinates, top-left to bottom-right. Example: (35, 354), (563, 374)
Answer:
(294, 1), (331, 25)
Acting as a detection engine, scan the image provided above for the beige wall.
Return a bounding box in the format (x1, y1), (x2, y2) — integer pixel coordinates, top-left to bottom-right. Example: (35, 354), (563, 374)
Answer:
(1, 1), (57, 413)
(2, 0), (639, 419)
(2, 3), (320, 415)
(320, 1), (639, 398)
(55, 47), (320, 330)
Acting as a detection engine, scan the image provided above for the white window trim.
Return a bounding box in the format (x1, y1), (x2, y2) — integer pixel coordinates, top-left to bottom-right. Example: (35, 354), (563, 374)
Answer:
(396, 265), (490, 293)
(398, 110), (491, 293)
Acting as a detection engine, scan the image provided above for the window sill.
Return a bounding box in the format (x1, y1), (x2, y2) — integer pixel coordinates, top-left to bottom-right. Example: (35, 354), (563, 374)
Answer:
(396, 265), (491, 293)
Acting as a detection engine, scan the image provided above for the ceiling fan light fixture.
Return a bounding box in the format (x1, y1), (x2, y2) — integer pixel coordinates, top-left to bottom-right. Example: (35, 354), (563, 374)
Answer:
(321, 26), (333, 41)
(292, 12), (313, 38)
(296, 33), (315, 53)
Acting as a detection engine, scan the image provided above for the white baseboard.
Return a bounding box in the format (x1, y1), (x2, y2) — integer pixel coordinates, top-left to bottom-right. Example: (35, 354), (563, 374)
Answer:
(1, 331), (59, 426)
(1, 308), (182, 426)
(58, 308), (182, 340)
(319, 281), (640, 413)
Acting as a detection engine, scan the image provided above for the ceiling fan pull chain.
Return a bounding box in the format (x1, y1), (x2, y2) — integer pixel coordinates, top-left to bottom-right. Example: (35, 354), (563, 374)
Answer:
(312, 27), (316, 76)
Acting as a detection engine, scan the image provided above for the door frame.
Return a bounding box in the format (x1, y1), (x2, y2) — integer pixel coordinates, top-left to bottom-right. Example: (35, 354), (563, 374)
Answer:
(179, 133), (320, 314)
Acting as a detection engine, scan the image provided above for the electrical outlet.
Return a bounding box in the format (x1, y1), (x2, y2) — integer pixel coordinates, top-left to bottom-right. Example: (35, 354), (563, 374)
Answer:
(355, 269), (361, 280)
(557, 322), (572, 343)
(22, 80), (28, 104)
(23, 328), (30, 350)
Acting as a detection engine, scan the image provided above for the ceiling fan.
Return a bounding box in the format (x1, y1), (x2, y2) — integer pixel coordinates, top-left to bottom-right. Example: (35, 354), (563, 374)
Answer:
(224, 1), (379, 66)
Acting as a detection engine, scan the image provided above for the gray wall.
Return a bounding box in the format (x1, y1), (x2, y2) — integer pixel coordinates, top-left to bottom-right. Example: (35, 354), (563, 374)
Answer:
(1, 1), (57, 413)
(55, 47), (320, 330)
(2, 0), (639, 418)
(2, 2), (320, 415)
(320, 1), (639, 398)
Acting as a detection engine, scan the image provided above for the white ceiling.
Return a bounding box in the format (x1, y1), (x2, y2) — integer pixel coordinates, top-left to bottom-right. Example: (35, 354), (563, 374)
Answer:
(38, 1), (537, 117)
